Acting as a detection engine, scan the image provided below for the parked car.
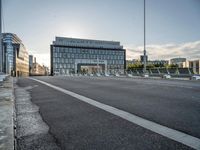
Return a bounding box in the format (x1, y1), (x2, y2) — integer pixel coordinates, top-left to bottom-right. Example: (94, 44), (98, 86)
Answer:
(190, 75), (200, 80)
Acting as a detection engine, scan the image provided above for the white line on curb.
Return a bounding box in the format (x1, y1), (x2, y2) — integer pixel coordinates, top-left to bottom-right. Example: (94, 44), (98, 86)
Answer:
(29, 77), (200, 150)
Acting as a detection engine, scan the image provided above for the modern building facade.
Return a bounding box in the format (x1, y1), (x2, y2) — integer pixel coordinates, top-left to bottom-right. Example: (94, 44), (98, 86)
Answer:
(50, 37), (126, 75)
(1, 33), (29, 76)
(29, 55), (34, 74)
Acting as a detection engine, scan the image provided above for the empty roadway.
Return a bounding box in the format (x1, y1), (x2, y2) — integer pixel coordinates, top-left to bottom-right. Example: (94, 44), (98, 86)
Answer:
(16, 76), (200, 150)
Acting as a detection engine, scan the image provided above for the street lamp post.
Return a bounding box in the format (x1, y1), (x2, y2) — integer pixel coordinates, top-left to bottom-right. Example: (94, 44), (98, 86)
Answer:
(143, 0), (147, 74)
(97, 56), (99, 74)
(0, 0), (2, 73)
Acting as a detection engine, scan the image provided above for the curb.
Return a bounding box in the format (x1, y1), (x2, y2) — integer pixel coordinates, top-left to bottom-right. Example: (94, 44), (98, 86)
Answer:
(12, 77), (17, 150)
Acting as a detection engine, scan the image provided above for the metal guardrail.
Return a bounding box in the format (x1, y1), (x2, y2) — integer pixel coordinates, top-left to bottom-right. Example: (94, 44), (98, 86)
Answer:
(127, 68), (197, 76)
(52, 67), (199, 79)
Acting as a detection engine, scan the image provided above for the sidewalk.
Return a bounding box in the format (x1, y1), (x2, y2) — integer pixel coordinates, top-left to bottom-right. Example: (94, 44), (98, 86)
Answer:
(0, 76), (14, 150)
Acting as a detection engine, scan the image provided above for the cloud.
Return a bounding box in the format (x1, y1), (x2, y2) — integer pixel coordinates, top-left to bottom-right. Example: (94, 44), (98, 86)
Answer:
(125, 40), (200, 60)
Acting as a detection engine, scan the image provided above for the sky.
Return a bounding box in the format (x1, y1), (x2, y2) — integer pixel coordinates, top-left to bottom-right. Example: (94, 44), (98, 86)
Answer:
(2, 0), (200, 66)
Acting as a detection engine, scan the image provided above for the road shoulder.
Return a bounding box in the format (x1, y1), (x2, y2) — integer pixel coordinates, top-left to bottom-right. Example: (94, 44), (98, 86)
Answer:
(14, 78), (60, 150)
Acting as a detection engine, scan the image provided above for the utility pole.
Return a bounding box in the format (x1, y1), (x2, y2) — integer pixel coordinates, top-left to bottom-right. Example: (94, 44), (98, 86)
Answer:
(143, 0), (147, 74)
(0, 0), (2, 72)
(97, 56), (99, 74)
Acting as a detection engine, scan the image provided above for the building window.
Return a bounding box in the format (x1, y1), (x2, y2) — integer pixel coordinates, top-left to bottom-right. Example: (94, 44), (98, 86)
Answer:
(67, 54), (70, 58)
(55, 48), (58, 53)
(53, 48), (56, 53)
(64, 64), (66, 68)
(63, 53), (66, 58)
(71, 64), (74, 68)
(83, 54), (85, 59)
(64, 48), (68, 53)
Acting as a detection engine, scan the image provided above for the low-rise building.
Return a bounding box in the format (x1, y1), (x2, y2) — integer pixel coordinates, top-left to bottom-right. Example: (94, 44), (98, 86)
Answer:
(1, 33), (29, 76)
(50, 37), (126, 75)
(148, 60), (169, 66)
(29, 55), (49, 76)
(184, 60), (200, 74)
(170, 58), (186, 68)
(31, 63), (45, 76)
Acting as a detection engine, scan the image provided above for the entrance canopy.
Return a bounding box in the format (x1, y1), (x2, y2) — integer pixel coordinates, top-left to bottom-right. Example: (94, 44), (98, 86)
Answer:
(75, 59), (107, 74)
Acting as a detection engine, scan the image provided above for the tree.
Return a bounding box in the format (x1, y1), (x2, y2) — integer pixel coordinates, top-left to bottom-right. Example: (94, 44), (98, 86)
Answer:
(165, 64), (178, 68)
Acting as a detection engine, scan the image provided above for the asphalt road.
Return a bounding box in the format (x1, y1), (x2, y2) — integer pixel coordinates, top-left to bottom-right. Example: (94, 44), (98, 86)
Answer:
(16, 76), (200, 150)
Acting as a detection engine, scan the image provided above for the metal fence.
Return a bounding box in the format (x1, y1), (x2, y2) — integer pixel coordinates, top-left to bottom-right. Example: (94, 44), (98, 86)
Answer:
(126, 67), (196, 77)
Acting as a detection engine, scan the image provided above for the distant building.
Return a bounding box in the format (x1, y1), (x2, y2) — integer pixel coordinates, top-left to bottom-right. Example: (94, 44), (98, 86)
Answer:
(50, 37), (126, 75)
(184, 60), (200, 74)
(29, 55), (36, 75)
(43, 65), (50, 76)
(1, 33), (29, 76)
(29, 55), (34, 75)
(31, 63), (45, 76)
(29, 54), (48, 76)
(29, 55), (33, 67)
(170, 58), (186, 67)
(148, 60), (169, 66)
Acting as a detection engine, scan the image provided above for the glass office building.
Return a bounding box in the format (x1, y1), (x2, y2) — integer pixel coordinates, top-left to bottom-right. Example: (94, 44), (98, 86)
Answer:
(50, 37), (126, 75)
(1, 33), (29, 76)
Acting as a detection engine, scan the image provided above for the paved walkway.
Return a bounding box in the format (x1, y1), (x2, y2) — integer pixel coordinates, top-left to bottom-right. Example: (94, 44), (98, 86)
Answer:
(0, 77), (14, 150)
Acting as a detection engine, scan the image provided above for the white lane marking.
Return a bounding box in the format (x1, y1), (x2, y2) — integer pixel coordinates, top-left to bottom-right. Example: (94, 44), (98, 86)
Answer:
(29, 78), (200, 150)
